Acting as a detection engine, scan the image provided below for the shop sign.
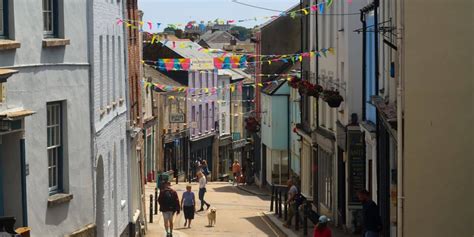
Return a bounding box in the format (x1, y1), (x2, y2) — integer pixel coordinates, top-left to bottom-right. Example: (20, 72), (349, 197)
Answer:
(170, 113), (185, 123)
(232, 139), (246, 149)
(347, 128), (365, 205)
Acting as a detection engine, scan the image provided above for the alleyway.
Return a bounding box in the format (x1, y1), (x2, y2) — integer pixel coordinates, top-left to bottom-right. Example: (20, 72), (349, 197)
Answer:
(145, 182), (286, 237)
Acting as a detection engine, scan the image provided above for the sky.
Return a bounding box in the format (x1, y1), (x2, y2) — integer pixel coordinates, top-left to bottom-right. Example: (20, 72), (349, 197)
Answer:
(138, 0), (299, 32)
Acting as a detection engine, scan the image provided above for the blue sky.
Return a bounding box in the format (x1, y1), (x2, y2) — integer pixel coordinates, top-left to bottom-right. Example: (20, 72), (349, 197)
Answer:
(138, 0), (299, 32)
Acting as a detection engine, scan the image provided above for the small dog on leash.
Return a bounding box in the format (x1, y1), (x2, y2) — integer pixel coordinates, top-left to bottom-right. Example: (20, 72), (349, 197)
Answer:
(207, 208), (217, 227)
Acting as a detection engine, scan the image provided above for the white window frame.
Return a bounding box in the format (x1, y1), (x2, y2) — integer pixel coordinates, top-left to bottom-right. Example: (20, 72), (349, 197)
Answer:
(47, 102), (62, 194)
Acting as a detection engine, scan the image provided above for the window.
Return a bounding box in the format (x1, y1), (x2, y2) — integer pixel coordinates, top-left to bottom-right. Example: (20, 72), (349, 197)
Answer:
(198, 105), (202, 133)
(0, 0), (7, 38)
(205, 103), (209, 131)
(191, 106), (195, 134)
(318, 150), (333, 209)
(118, 36), (123, 99)
(47, 102), (63, 194)
(211, 102), (215, 130)
(99, 36), (104, 109)
(43, 0), (58, 37)
(106, 35), (110, 105)
(112, 36), (116, 102)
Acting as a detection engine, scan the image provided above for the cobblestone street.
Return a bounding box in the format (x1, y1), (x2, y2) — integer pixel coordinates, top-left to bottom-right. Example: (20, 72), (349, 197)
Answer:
(145, 182), (286, 237)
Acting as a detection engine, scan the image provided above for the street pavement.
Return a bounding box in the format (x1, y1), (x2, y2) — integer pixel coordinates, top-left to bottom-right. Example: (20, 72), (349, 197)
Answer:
(145, 182), (287, 237)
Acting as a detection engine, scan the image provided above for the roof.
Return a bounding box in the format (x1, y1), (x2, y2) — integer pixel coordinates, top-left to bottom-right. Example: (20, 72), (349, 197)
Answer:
(257, 3), (302, 30)
(218, 69), (252, 82)
(160, 40), (214, 70)
(143, 64), (186, 88)
(201, 30), (235, 43)
(261, 62), (300, 95)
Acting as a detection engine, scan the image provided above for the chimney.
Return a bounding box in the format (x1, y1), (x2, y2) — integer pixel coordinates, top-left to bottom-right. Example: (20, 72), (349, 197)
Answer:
(230, 38), (237, 46)
(212, 28), (218, 33)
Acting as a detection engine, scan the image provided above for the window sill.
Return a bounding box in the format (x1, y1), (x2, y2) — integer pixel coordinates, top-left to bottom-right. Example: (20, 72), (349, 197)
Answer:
(0, 40), (21, 51)
(48, 193), (73, 208)
(43, 38), (70, 48)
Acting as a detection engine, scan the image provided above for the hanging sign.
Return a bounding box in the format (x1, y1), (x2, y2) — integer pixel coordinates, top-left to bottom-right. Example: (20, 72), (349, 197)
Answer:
(170, 113), (185, 123)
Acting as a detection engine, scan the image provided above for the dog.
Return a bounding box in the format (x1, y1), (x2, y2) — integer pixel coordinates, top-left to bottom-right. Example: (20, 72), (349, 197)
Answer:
(207, 208), (217, 227)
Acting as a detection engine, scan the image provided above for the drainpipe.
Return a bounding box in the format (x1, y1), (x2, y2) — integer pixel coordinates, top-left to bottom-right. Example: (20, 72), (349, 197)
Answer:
(287, 94), (291, 180)
(20, 136), (27, 227)
(314, 0), (320, 213)
(396, 0), (405, 235)
(360, 11), (367, 121)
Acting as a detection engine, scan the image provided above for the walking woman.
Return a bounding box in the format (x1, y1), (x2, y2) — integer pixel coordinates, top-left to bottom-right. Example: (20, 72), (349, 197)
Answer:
(181, 185), (196, 228)
(196, 172), (210, 212)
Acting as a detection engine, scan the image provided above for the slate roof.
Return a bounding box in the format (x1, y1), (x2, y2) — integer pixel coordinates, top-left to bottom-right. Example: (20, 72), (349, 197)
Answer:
(160, 40), (214, 70)
(261, 62), (300, 95)
(143, 64), (186, 92)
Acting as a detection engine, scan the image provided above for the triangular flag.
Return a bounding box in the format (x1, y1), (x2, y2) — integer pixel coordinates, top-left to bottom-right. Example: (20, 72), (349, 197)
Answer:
(327, 0), (333, 8)
(302, 9), (309, 15)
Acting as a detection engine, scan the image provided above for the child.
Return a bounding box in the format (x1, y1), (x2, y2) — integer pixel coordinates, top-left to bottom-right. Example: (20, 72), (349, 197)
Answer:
(313, 215), (332, 237)
(181, 185), (196, 228)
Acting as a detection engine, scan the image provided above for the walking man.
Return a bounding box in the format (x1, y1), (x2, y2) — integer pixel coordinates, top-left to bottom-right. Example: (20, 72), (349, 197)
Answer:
(283, 179), (299, 228)
(196, 171), (211, 212)
(158, 182), (180, 237)
(358, 190), (382, 237)
(232, 160), (242, 186)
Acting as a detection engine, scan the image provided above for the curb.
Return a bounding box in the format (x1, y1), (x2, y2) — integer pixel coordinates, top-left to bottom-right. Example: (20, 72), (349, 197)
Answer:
(236, 185), (271, 196)
(263, 211), (299, 237)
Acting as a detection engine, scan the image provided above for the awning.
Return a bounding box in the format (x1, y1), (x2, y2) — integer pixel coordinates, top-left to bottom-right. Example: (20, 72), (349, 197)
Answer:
(0, 108), (35, 120)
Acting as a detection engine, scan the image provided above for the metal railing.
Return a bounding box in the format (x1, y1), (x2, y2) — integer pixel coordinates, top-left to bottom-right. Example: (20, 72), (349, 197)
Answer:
(270, 184), (319, 236)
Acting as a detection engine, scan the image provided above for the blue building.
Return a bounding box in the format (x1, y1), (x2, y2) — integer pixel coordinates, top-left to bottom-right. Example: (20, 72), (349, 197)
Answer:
(260, 80), (290, 185)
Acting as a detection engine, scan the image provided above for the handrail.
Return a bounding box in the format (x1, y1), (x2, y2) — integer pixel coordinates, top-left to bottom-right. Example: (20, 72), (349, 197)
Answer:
(270, 184), (320, 236)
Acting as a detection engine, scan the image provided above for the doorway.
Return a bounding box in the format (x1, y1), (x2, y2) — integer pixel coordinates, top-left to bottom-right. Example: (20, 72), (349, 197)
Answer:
(96, 156), (105, 237)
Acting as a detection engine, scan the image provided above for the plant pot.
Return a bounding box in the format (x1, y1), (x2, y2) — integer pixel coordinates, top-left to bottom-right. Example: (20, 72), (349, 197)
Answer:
(326, 96), (343, 107)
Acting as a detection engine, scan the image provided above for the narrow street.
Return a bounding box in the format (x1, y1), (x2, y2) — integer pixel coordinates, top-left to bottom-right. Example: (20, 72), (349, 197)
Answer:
(145, 182), (286, 237)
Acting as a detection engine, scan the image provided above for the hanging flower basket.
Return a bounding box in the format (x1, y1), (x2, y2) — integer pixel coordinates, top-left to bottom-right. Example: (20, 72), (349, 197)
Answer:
(288, 76), (302, 89)
(322, 90), (344, 108)
(245, 117), (260, 133)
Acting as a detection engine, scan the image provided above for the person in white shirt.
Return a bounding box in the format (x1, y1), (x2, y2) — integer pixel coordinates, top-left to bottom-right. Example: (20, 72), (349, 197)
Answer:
(196, 172), (210, 212)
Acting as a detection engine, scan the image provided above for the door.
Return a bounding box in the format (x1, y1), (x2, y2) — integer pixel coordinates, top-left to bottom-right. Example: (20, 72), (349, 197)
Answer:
(337, 148), (346, 226)
(96, 156), (105, 237)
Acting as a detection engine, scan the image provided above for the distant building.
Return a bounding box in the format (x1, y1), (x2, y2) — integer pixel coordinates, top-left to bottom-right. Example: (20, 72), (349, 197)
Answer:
(143, 40), (219, 180)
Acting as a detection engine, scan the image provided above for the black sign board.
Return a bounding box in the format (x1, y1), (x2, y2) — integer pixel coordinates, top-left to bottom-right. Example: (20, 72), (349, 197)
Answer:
(347, 129), (365, 204)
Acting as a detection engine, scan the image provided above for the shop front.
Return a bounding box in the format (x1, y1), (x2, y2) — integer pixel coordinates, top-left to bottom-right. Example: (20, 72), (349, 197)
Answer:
(218, 135), (232, 178)
(190, 135), (215, 176)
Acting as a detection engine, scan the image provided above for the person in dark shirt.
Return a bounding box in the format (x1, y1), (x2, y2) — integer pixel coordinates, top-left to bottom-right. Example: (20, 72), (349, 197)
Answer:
(358, 190), (382, 237)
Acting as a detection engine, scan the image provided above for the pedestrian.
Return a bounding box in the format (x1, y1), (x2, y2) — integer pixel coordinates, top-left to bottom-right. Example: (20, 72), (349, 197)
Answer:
(201, 160), (210, 178)
(358, 190), (382, 237)
(181, 185), (196, 228)
(232, 160), (241, 186)
(196, 171), (211, 212)
(313, 215), (332, 237)
(158, 182), (180, 237)
(283, 179), (299, 228)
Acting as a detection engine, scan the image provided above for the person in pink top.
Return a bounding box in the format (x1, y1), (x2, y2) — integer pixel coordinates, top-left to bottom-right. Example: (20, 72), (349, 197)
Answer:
(313, 215), (332, 237)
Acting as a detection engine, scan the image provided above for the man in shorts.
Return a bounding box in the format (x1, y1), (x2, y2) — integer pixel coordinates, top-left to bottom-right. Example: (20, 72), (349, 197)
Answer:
(158, 182), (180, 237)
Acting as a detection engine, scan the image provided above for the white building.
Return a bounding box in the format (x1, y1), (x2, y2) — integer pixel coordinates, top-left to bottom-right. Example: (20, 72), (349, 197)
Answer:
(88, 0), (129, 236)
(0, 0), (94, 236)
(313, 0), (365, 228)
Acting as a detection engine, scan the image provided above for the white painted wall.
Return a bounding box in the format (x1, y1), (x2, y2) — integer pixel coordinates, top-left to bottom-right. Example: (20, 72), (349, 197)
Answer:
(89, 0), (129, 236)
(0, 0), (94, 235)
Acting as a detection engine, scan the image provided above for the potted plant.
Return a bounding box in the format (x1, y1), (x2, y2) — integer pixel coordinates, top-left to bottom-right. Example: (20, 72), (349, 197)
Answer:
(306, 84), (323, 97)
(245, 117), (260, 133)
(322, 90), (344, 108)
(288, 76), (301, 89)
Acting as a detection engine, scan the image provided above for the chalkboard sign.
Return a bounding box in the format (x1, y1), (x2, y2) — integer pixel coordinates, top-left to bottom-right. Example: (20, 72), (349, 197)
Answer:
(348, 129), (365, 204)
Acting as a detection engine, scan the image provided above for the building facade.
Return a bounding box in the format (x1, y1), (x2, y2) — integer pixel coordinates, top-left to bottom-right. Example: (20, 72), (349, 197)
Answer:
(89, 0), (131, 236)
(0, 0), (94, 235)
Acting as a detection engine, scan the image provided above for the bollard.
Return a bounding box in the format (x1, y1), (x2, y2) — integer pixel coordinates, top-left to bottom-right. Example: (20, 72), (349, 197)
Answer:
(295, 203), (300, 231)
(149, 194), (153, 223)
(302, 202), (308, 235)
(270, 185), (275, 212)
(278, 190), (282, 218)
(154, 187), (158, 215)
(284, 191), (288, 221)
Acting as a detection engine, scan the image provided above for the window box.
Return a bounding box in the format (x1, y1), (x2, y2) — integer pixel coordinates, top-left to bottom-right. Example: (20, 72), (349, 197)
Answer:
(42, 38), (70, 48)
(0, 40), (21, 51)
(47, 193), (73, 207)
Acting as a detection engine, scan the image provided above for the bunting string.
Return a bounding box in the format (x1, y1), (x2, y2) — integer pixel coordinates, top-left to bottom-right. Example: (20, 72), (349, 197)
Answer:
(117, 1), (342, 31)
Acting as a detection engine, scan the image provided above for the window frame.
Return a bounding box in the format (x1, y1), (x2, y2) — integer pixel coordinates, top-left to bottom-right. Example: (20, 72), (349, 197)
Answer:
(47, 102), (64, 194)
(0, 0), (8, 38)
(43, 0), (59, 38)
